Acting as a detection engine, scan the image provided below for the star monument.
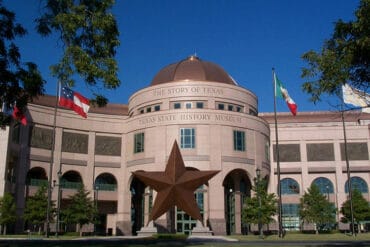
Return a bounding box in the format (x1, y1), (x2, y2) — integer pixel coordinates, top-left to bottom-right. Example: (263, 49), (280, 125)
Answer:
(133, 140), (219, 224)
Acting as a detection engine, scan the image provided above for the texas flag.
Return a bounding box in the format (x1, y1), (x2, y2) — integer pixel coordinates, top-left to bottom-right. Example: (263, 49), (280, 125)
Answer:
(59, 86), (90, 118)
(274, 73), (297, 116)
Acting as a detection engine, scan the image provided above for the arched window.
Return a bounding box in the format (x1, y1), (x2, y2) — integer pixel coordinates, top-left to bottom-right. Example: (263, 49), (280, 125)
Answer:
(345, 176), (368, 193)
(61, 170), (83, 189)
(312, 177), (334, 194)
(281, 178), (300, 194)
(95, 173), (117, 191)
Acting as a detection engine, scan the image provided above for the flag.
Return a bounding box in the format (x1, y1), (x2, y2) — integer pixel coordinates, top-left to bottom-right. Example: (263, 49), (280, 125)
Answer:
(12, 105), (27, 125)
(59, 86), (90, 118)
(274, 73), (297, 116)
(342, 84), (370, 113)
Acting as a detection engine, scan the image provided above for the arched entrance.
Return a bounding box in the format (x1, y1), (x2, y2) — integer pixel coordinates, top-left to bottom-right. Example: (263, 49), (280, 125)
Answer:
(223, 169), (251, 235)
(94, 173), (118, 235)
(130, 176), (146, 235)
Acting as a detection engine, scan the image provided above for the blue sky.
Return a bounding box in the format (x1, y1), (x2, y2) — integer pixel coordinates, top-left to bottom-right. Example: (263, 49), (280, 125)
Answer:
(5, 0), (360, 113)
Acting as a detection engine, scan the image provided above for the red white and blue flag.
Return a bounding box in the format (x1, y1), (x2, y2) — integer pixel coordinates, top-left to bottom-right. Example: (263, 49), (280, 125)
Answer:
(59, 86), (90, 118)
(12, 105), (27, 125)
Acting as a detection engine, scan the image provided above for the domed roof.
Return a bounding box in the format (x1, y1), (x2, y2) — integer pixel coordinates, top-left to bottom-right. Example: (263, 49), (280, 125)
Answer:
(151, 56), (237, 86)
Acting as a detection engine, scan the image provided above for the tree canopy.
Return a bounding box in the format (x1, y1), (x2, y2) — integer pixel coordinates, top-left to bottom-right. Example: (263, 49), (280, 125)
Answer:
(301, 0), (369, 103)
(299, 184), (336, 234)
(242, 176), (277, 230)
(0, 0), (45, 126)
(0, 193), (17, 234)
(61, 186), (97, 236)
(340, 189), (370, 224)
(36, 0), (121, 106)
(23, 185), (53, 233)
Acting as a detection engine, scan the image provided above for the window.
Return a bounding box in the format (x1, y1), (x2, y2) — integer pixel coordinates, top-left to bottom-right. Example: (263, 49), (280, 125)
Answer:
(196, 102), (204, 109)
(265, 140), (270, 161)
(134, 133), (144, 153)
(312, 177), (334, 194)
(154, 105), (160, 111)
(180, 128), (195, 149)
(345, 176), (368, 193)
(185, 102), (192, 109)
(233, 130), (245, 151)
(146, 107), (151, 113)
(218, 103), (225, 110)
(281, 178), (300, 194)
(174, 103), (181, 109)
(140, 109), (144, 114)
(228, 105), (233, 111)
(282, 204), (300, 231)
(236, 106), (242, 112)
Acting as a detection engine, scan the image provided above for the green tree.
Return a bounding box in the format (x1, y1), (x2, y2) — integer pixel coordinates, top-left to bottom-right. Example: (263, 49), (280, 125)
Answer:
(340, 189), (370, 227)
(0, 0), (45, 126)
(61, 186), (97, 236)
(301, 0), (369, 103)
(0, 193), (17, 235)
(36, 0), (121, 106)
(23, 185), (54, 234)
(299, 184), (336, 234)
(242, 176), (277, 235)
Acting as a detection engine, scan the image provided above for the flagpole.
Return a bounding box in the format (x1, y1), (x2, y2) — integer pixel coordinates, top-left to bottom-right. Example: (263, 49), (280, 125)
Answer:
(46, 81), (60, 237)
(272, 68), (283, 238)
(341, 108), (356, 236)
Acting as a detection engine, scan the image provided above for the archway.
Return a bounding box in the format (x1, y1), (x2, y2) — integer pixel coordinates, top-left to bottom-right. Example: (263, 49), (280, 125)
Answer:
(61, 170), (83, 189)
(223, 169), (252, 235)
(26, 167), (47, 186)
(130, 176), (146, 235)
(94, 173), (118, 235)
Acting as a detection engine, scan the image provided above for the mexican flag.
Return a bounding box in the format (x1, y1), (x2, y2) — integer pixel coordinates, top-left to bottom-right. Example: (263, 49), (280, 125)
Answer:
(274, 73), (297, 116)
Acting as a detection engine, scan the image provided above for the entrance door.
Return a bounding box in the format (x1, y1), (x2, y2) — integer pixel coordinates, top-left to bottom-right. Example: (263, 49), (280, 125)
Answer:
(176, 187), (204, 235)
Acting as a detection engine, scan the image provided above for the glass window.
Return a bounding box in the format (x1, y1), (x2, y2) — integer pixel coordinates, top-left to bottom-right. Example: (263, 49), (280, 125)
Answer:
(196, 102), (204, 109)
(281, 178), (300, 194)
(218, 103), (224, 110)
(180, 128), (195, 149)
(282, 204), (300, 231)
(228, 105), (233, 111)
(233, 130), (245, 151)
(146, 107), (151, 113)
(236, 106), (242, 112)
(312, 177), (334, 194)
(265, 140), (270, 161)
(185, 102), (192, 109)
(174, 103), (181, 109)
(345, 176), (368, 193)
(154, 105), (160, 111)
(134, 133), (144, 153)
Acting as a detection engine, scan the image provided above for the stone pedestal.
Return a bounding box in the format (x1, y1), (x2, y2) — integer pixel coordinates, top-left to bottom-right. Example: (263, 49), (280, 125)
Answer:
(191, 220), (213, 236)
(136, 221), (157, 236)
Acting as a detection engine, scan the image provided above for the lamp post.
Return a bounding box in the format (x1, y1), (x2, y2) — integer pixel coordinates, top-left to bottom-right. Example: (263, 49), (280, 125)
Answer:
(228, 188), (233, 235)
(53, 171), (62, 237)
(94, 184), (99, 235)
(256, 168), (263, 238)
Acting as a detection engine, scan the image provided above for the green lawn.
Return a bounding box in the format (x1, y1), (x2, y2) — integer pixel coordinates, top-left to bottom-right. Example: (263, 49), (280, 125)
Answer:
(232, 231), (370, 241)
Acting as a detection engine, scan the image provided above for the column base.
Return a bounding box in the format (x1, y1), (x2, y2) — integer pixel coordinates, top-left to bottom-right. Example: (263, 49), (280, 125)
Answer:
(136, 221), (158, 236)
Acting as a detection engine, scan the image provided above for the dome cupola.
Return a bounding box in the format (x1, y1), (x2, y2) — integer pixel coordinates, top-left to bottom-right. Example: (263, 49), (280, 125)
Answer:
(151, 55), (237, 86)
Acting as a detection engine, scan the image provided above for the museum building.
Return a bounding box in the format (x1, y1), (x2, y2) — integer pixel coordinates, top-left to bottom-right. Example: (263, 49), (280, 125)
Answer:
(0, 56), (369, 235)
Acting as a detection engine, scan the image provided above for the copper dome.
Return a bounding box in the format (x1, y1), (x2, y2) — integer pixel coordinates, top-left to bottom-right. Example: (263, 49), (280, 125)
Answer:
(151, 56), (237, 86)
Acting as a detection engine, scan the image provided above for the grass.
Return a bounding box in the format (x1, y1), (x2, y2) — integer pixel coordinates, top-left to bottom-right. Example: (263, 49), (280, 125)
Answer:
(232, 231), (370, 241)
(0, 232), (369, 247)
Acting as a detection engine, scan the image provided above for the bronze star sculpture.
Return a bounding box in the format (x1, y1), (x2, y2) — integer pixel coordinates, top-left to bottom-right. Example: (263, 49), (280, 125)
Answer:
(133, 140), (219, 225)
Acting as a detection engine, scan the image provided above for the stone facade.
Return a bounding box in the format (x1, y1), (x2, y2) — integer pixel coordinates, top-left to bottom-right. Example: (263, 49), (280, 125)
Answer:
(1, 56), (369, 235)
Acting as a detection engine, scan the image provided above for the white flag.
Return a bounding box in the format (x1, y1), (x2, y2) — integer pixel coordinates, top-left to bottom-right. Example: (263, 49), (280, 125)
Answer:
(342, 84), (370, 113)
